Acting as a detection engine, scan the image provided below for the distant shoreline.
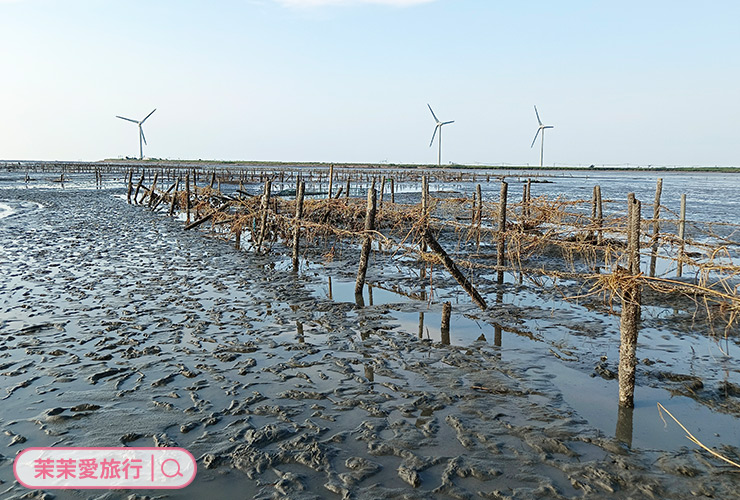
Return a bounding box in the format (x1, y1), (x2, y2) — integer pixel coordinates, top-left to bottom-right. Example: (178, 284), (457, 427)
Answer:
(2, 159), (739, 174)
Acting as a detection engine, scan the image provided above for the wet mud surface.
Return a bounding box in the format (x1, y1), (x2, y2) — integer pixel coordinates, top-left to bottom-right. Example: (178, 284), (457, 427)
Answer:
(1, 179), (740, 499)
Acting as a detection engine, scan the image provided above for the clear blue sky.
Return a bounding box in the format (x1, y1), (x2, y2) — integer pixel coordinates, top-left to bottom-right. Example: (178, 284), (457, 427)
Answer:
(1, 0), (739, 166)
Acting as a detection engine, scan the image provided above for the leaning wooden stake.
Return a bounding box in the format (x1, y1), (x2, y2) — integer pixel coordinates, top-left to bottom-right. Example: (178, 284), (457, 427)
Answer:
(379, 177), (386, 209)
(423, 228), (487, 310)
(355, 182), (377, 297)
(649, 178), (663, 277)
(618, 193), (642, 408)
(292, 181), (305, 272)
(677, 194), (687, 277)
(256, 180), (272, 253)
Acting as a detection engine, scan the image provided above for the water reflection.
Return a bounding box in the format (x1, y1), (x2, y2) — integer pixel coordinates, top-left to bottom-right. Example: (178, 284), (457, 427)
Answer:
(615, 404), (634, 448)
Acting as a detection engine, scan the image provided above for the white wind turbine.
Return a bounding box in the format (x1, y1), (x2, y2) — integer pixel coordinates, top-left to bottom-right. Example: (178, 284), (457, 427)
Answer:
(427, 104), (454, 166)
(116, 109), (156, 160)
(530, 105), (554, 168)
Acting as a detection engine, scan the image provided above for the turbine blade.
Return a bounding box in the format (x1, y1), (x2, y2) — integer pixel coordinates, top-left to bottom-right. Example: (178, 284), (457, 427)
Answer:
(141, 108), (157, 124)
(140, 127), (147, 146)
(429, 125), (439, 147)
(442, 120), (455, 125)
(116, 115), (138, 124)
(530, 128), (541, 148)
(427, 103), (440, 123)
(534, 105), (542, 126)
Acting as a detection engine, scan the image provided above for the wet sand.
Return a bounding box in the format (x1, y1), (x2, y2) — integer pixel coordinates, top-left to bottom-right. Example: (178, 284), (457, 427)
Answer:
(1, 182), (739, 499)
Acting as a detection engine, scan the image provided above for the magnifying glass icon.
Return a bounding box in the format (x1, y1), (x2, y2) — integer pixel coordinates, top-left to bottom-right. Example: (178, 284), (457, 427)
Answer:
(161, 459), (183, 478)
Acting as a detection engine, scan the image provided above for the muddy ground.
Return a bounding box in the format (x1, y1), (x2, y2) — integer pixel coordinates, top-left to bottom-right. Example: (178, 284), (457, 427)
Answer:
(0, 181), (739, 499)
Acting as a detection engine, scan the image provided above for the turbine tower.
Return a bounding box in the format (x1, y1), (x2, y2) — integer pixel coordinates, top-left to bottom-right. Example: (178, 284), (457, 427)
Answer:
(427, 104), (454, 166)
(530, 105), (553, 168)
(116, 109), (156, 160)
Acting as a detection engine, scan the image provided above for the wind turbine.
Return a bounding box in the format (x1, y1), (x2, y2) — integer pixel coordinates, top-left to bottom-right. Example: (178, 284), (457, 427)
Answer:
(530, 105), (553, 168)
(427, 104), (454, 166)
(116, 109), (156, 160)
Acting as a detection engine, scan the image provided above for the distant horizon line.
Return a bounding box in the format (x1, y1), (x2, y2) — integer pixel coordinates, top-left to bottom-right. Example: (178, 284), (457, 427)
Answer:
(1, 158), (739, 173)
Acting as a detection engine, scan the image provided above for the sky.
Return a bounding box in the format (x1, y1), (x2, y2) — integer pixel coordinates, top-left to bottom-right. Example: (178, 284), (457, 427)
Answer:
(1, 0), (739, 166)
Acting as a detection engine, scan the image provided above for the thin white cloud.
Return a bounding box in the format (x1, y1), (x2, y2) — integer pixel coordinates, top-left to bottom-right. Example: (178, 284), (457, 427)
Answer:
(275, 0), (435, 7)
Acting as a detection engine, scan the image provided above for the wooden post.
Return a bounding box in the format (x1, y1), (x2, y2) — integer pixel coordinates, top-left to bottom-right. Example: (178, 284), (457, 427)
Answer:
(379, 177), (386, 209)
(126, 170), (133, 204)
(476, 183), (482, 252)
(677, 194), (686, 277)
(355, 181), (377, 298)
(618, 193), (641, 408)
(210, 171), (216, 189)
(134, 172), (144, 205)
(595, 185), (603, 245)
(390, 177), (395, 204)
(148, 172), (159, 208)
(421, 175), (429, 252)
(328, 164), (334, 199)
(441, 301), (451, 345)
(497, 180), (508, 284)
(292, 181), (305, 272)
(423, 228), (487, 310)
(649, 178), (663, 277)
(345, 177), (350, 199)
(526, 178), (531, 219)
(169, 179), (180, 216)
(185, 172), (191, 223)
(256, 180), (272, 253)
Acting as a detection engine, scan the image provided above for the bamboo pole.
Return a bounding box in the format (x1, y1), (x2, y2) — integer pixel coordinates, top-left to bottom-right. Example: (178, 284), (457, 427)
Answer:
(476, 183), (482, 252)
(126, 170), (133, 204)
(328, 164), (334, 199)
(147, 173), (159, 208)
(185, 172), (191, 224)
(134, 172), (144, 205)
(168, 179), (180, 216)
(595, 185), (603, 245)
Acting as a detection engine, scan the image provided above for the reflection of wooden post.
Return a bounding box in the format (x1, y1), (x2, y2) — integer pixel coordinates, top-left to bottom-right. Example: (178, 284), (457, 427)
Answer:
(649, 178), (663, 277)
(256, 180), (271, 253)
(292, 181), (305, 272)
(355, 182), (377, 297)
(497, 180), (508, 284)
(677, 194), (687, 277)
(615, 405), (634, 448)
(441, 301), (451, 345)
(618, 193), (641, 408)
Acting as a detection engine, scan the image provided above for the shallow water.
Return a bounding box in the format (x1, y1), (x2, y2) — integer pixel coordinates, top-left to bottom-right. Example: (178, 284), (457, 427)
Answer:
(1, 170), (740, 499)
